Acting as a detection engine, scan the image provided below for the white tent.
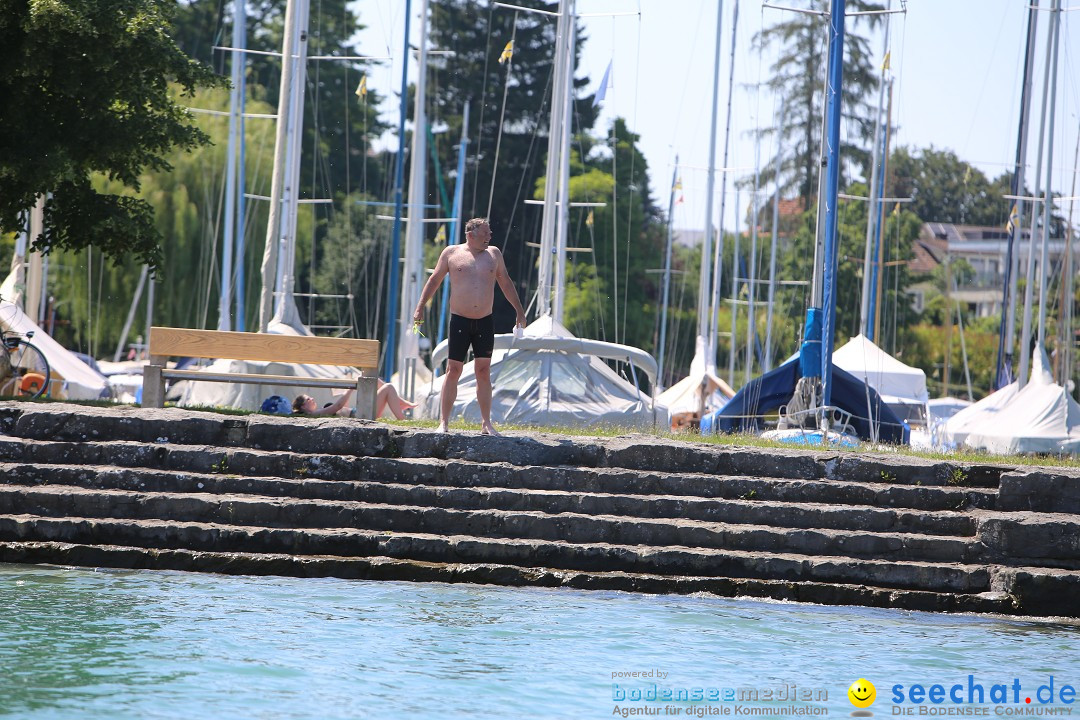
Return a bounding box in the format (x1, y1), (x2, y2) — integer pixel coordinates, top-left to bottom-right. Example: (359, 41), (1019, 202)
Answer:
(657, 337), (735, 430)
(177, 319), (360, 413)
(832, 334), (929, 408)
(945, 348), (1080, 455)
(0, 299), (109, 400)
(420, 315), (665, 430)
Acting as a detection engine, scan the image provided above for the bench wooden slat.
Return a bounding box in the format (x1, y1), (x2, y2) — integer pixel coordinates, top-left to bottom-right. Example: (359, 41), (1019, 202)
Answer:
(162, 369), (360, 389)
(149, 327), (378, 369)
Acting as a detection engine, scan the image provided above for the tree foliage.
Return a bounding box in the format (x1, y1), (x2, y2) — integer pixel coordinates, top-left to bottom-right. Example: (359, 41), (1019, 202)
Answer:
(0, 0), (224, 270)
(753, 0), (885, 208)
(50, 86), (279, 355)
(889, 146), (1011, 227)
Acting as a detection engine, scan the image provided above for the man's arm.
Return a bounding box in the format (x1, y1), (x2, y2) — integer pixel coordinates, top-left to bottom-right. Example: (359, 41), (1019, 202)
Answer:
(413, 247), (451, 324)
(494, 248), (527, 327)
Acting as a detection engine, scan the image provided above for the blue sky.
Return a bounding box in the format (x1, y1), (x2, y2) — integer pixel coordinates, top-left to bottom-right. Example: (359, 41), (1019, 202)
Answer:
(352, 0), (1080, 235)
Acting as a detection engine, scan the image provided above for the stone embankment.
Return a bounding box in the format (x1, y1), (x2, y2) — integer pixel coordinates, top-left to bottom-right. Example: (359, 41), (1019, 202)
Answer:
(1, 402), (1078, 617)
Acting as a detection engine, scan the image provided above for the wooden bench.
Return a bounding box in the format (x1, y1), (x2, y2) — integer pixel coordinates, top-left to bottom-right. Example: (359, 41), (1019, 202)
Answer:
(142, 327), (380, 419)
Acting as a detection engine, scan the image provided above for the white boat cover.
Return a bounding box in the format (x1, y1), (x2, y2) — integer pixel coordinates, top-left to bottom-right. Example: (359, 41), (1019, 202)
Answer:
(832, 334), (929, 407)
(946, 347), (1080, 455)
(0, 299), (109, 400)
(176, 319), (362, 412)
(941, 382), (1020, 448)
(657, 337), (735, 430)
(421, 315), (665, 430)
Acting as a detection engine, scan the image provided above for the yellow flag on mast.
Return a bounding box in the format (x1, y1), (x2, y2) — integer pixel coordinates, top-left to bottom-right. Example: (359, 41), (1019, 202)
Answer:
(498, 40), (514, 64)
(355, 75), (367, 100)
(1006, 203), (1020, 235)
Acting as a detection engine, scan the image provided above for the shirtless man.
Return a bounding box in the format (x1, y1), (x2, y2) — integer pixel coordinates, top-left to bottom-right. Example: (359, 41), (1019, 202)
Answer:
(413, 217), (526, 435)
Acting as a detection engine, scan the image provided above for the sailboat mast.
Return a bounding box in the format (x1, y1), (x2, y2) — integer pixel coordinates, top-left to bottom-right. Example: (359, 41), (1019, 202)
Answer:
(709, 0), (739, 372)
(258, 0), (298, 332)
(24, 198), (45, 324)
(1018, 0), (1059, 388)
(1062, 125), (1079, 389)
(537, 0), (571, 319)
(745, 137), (761, 384)
(818, 0), (847, 409)
(382, 0), (413, 379)
(219, 0), (246, 332)
(872, 78), (894, 348)
(1035, 0), (1062, 353)
(658, 157), (679, 390)
(274, 0), (313, 329)
(764, 99), (784, 373)
(552, 9), (578, 325)
(398, 0), (432, 372)
(859, 1), (890, 340)
(438, 103), (470, 347)
(995, 0), (1039, 389)
(729, 187), (739, 385)
(697, 0), (725, 359)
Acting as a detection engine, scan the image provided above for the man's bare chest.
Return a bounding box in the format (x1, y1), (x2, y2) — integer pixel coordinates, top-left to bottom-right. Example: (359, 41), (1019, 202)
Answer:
(449, 250), (496, 279)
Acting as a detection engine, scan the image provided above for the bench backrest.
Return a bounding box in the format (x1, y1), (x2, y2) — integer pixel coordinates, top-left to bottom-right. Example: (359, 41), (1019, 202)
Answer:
(149, 327), (379, 370)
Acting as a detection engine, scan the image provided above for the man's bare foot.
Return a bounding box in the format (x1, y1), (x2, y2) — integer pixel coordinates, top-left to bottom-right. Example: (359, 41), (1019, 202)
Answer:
(437, 423), (449, 433)
(480, 422), (501, 436)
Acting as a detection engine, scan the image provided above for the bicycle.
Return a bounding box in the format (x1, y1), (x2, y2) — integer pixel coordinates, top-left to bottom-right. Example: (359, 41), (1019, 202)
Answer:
(0, 327), (51, 399)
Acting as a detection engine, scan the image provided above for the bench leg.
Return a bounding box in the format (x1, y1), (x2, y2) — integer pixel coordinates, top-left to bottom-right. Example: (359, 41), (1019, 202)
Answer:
(143, 365), (165, 408)
(355, 376), (377, 420)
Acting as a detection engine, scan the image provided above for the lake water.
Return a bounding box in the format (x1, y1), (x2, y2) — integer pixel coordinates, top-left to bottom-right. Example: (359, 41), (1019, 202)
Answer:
(1, 563), (1078, 719)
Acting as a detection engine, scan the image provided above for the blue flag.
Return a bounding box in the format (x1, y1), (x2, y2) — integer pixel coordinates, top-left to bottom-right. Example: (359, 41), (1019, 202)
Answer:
(592, 60), (612, 108)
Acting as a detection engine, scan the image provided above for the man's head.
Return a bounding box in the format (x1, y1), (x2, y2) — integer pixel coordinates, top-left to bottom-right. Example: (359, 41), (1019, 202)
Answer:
(464, 218), (491, 250)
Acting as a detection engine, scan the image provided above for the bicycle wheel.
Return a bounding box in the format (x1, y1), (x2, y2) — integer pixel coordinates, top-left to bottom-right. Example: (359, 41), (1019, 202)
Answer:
(3, 338), (51, 399)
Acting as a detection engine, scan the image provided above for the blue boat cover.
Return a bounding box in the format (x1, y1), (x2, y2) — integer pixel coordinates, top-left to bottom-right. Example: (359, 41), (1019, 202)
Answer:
(701, 357), (909, 444)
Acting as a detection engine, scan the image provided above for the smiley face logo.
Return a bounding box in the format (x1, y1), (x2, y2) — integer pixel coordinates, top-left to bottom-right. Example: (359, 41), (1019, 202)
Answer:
(848, 679), (877, 709)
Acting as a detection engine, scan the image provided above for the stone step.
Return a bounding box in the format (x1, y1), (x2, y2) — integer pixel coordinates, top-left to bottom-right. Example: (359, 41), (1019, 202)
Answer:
(3, 404), (1078, 617)
(0, 540), (1022, 615)
(0, 404), (1009, 488)
(0, 513), (996, 594)
(0, 484), (979, 564)
(0, 461), (979, 537)
(0, 437), (1000, 513)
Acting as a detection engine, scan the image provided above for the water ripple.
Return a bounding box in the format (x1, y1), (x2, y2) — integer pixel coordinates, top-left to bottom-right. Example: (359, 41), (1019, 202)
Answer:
(1, 565), (1078, 719)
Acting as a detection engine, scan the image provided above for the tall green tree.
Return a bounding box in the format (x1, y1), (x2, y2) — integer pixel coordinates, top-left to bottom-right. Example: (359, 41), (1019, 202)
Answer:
(0, 0), (224, 270)
(753, 0), (885, 209)
(888, 145), (1068, 237)
(888, 146), (1012, 227)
